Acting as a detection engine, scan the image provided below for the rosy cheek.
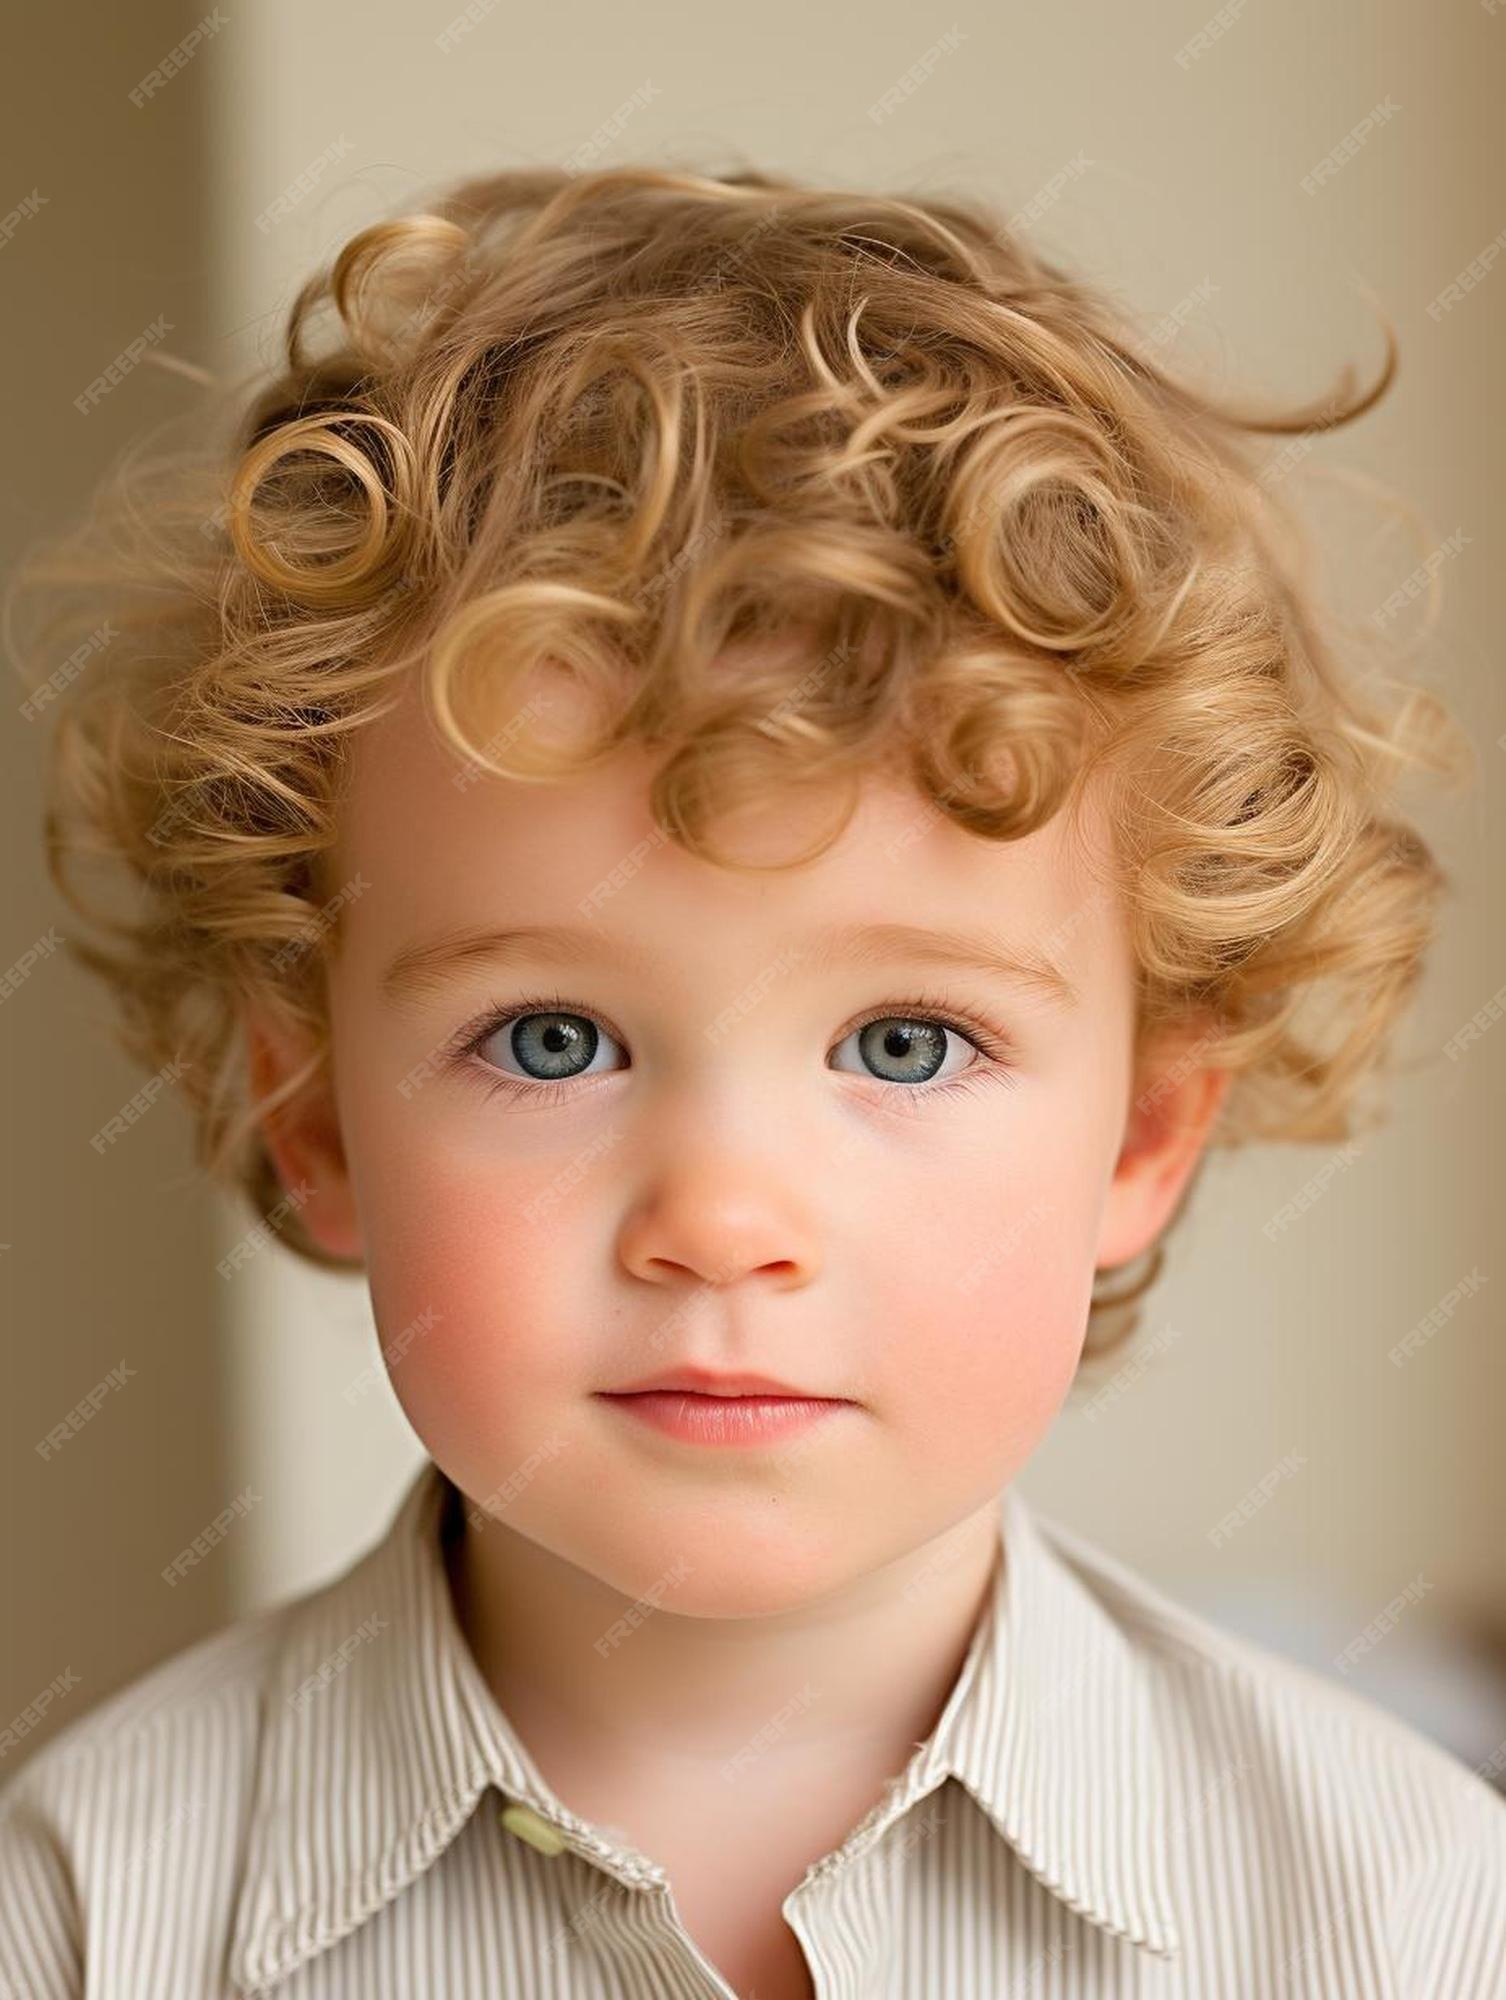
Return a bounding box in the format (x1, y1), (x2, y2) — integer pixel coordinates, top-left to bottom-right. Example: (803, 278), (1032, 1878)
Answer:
(359, 1145), (586, 1422)
(858, 1143), (1095, 1460)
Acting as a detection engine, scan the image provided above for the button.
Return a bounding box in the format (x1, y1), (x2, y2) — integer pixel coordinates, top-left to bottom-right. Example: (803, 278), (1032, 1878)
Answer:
(500, 1801), (568, 1855)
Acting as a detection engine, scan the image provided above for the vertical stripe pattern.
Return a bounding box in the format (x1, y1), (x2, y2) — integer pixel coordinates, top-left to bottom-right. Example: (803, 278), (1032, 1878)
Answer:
(2, 1458), (1503, 1996)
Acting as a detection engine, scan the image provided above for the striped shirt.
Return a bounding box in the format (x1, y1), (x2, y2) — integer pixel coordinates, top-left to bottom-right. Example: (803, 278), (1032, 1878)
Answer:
(2, 1457), (1503, 1997)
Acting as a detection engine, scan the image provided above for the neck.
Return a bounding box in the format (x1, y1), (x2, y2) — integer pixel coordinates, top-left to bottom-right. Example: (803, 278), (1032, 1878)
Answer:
(444, 1486), (1007, 1793)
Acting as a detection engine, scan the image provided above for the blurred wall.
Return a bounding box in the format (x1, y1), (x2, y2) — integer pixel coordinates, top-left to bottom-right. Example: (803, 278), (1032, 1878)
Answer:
(5, 0), (1503, 1767)
(1, 8), (231, 1763)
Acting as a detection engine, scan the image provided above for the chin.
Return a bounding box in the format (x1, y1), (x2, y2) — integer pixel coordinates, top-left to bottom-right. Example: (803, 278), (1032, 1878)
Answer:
(576, 1511), (862, 1622)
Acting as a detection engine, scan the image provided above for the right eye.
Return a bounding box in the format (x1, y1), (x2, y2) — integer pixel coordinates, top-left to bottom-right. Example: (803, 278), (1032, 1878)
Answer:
(468, 1004), (627, 1084)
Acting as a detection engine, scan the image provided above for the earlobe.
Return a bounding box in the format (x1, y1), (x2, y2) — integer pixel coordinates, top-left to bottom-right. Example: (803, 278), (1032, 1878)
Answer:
(1094, 1023), (1231, 1273)
(243, 1003), (365, 1261)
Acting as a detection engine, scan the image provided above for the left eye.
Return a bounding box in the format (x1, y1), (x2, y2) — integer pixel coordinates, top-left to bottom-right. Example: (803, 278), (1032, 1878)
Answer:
(475, 1010), (626, 1083)
(829, 1015), (980, 1086)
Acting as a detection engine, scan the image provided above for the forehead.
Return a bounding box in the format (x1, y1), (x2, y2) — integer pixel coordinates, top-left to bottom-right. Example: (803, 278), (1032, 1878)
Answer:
(328, 662), (1124, 977)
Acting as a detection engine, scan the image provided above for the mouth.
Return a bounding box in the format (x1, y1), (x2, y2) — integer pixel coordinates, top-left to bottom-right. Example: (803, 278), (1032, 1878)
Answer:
(602, 1366), (850, 1400)
(594, 1387), (856, 1448)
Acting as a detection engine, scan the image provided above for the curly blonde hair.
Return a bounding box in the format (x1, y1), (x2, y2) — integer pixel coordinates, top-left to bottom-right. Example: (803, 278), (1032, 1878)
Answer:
(9, 161), (1470, 1362)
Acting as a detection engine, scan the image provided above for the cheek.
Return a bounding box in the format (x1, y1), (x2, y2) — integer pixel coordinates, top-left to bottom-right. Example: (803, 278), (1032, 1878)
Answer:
(349, 1120), (602, 1453)
(858, 1109), (1109, 1471)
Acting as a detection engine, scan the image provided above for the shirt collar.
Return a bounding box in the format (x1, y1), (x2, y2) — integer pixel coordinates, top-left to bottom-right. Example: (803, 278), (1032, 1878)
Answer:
(933, 1486), (1183, 1959)
(229, 1460), (1181, 1991)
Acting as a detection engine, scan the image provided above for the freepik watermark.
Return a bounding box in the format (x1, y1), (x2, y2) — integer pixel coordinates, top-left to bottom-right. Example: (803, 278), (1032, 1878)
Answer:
(145, 790), (197, 848)
(1443, 977), (1506, 1063)
(541, 1877), (620, 1963)
(1372, 528), (1469, 627)
(888, 1792), (951, 1868)
(435, 0), (502, 51)
(1333, 1571), (1432, 1675)
(1261, 1138), (1365, 1239)
(1308, 836), (1416, 943)
(637, 1260), (745, 1361)
(343, 1305), (443, 1403)
(161, 1487), (261, 1585)
(1134, 1030), (1223, 1118)
(395, 253), (478, 344)
(1142, 277), (1218, 351)
(719, 1681), (823, 1784)
(1300, 98), (1401, 195)
(1163, 1756), (1252, 1846)
(1077, 1322), (1185, 1421)
(217, 1177), (315, 1277)
(1281, 1888), (1368, 1989)
(254, 136), (356, 233)
(868, 27), (967, 124)
(128, 10), (227, 107)
(562, 81), (661, 174)
(593, 1556), (694, 1657)
(1006, 152), (1092, 233)
(451, 694), (558, 792)
(74, 314), (174, 414)
(287, 1614), (388, 1711)
(1426, 221), (1506, 320)
(900, 1521), (984, 1608)
(464, 1436), (570, 1529)
(577, 820), (674, 920)
(266, 871), (370, 976)
(519, 1126), (625, 1225)
(0, 925), (64, 1004)
(18, 620), (117, 721)
(1478, 1736), (1506, 1789)
(89, 1056), (192, 1153)
(395, 1031), (454, 1102)
(1256, 390), (1351, 488)
(881, 793), (955, 864)
(35, 1361), (136, 1460)
(0, 1670), (81, 1760)
(1173, 0), (1248, 69)
(1388, 1267), (1487, 1368)
(753, 639), (861, 739)
(104, 1798), (205, 1894)
(637, 523), (718, 607)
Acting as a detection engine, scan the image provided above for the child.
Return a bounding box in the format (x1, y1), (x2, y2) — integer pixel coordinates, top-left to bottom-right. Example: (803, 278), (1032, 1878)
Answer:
(3, 162), (1503, 1998)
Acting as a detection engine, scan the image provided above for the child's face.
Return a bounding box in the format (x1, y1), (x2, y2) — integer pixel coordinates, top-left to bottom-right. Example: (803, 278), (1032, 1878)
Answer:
(252, 665), (1224, 1615)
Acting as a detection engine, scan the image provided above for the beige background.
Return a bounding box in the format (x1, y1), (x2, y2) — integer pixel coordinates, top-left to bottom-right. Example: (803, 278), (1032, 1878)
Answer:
(3, 0), (1502, 1775)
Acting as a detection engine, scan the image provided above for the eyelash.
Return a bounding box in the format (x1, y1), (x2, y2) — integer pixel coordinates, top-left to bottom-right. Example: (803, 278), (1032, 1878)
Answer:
(438, 987), (1020, 1113)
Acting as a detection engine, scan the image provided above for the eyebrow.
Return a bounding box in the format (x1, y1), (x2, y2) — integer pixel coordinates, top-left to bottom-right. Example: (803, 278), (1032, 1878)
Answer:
(381, 919), (1079, 1010)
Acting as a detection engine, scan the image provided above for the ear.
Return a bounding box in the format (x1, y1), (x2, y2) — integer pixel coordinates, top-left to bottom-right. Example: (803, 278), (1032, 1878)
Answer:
(242, 1001), (365, 1260)
(1094, 1018), (1231, 1271)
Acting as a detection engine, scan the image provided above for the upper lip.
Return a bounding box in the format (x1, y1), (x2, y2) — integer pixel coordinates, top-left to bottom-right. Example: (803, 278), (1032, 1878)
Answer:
(602, 1366), (844, 1400)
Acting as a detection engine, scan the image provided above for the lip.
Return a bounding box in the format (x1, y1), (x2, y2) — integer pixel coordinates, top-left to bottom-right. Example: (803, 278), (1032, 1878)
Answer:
(604, 1365), (841, 1399)
(596, 1389), (854, 1448)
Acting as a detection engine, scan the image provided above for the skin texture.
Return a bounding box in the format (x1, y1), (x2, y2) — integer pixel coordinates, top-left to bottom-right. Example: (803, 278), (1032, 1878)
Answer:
(246, 659), (1229, 1992)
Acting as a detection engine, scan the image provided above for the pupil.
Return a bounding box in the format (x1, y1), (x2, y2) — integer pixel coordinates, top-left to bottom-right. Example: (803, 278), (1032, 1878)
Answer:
(860, 1017), (944, 1083)
(512, 1012), (596, 1080)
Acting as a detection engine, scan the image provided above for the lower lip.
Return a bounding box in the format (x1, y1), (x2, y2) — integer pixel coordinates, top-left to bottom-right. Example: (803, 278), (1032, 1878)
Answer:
(596, 1391), (853, 1446)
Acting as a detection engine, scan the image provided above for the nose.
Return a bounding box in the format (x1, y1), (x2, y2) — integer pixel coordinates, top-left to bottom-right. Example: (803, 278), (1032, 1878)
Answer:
(616, 1153), (821, 1291)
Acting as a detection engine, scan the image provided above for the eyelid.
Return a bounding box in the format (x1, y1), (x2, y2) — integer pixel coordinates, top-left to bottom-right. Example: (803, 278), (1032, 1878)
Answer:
(442, 985), (1020, 1089)
(441, 991), (631, 1072)
(838, 988), (1018, 1065)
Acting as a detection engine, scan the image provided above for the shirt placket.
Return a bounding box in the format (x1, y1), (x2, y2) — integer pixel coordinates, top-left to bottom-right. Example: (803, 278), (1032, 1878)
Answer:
(498, 1793), (749, 1999)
